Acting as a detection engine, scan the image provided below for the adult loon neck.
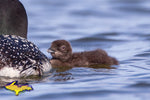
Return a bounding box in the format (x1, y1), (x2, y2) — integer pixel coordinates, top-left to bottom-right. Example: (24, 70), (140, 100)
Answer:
(0, 0), (28, 38)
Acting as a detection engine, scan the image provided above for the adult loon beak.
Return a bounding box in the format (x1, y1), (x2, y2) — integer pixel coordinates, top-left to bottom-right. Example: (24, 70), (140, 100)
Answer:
(47, 48), (55, 53)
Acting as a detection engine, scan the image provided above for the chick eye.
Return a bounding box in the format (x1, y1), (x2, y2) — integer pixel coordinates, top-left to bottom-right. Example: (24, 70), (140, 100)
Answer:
(61, 46), (66, 50)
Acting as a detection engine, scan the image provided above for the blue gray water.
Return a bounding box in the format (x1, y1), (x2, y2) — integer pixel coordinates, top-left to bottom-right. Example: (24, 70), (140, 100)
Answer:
(1, 0), (150, 100)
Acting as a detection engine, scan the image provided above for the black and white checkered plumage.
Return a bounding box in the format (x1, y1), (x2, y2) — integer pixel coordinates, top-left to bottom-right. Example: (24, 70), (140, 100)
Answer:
(0, 35), (51, 77)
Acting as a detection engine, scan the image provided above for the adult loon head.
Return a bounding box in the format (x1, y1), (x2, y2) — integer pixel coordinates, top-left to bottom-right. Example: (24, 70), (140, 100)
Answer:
(0, 0), (52, 77)
(0, 0), (27, 38)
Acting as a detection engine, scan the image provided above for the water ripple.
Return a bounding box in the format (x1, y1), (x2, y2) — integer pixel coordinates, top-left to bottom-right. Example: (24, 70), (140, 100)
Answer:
(3, 0), (150, 100)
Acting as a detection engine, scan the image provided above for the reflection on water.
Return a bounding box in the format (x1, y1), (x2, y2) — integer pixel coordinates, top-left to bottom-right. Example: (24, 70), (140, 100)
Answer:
(1, 0), (150, 99)
(0, 75), (46, 87)
(0, 65), (114, 86)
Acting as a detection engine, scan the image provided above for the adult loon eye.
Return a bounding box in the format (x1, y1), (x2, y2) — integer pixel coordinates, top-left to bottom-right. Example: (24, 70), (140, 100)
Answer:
(33, 67), (37, 70)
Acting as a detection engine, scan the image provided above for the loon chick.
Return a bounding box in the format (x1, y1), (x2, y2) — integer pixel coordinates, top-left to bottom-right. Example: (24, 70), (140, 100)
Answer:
(0, 35), (51, 77)
(0, 0), (52, 77)
(47, 40), (118, 67)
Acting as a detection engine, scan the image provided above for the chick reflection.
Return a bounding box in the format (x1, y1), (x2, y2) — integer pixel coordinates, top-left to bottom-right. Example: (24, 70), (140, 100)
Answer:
(51, 66), (74, 81)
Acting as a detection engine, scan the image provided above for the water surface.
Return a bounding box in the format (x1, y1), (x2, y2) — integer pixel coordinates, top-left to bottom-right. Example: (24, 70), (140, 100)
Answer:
(1, 0), (150, 100)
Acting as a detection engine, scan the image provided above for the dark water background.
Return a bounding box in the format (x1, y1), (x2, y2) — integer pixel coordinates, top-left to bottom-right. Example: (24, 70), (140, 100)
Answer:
(1, 0), (150, 100)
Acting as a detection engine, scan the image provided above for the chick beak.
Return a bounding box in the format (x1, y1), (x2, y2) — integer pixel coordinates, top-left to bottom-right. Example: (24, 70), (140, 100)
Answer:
(47, 48), (55, 53)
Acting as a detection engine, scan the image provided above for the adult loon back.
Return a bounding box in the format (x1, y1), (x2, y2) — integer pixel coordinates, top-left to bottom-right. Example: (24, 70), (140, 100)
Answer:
(0, 0), (52, 77)
(0, 35), (51, 77)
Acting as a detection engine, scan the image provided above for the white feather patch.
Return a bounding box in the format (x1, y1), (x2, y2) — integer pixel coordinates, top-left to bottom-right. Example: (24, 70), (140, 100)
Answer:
(0, 67), (20, 78)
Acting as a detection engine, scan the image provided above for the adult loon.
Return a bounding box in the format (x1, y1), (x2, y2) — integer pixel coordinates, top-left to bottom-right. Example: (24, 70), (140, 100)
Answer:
(0, 0), (52, 77)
